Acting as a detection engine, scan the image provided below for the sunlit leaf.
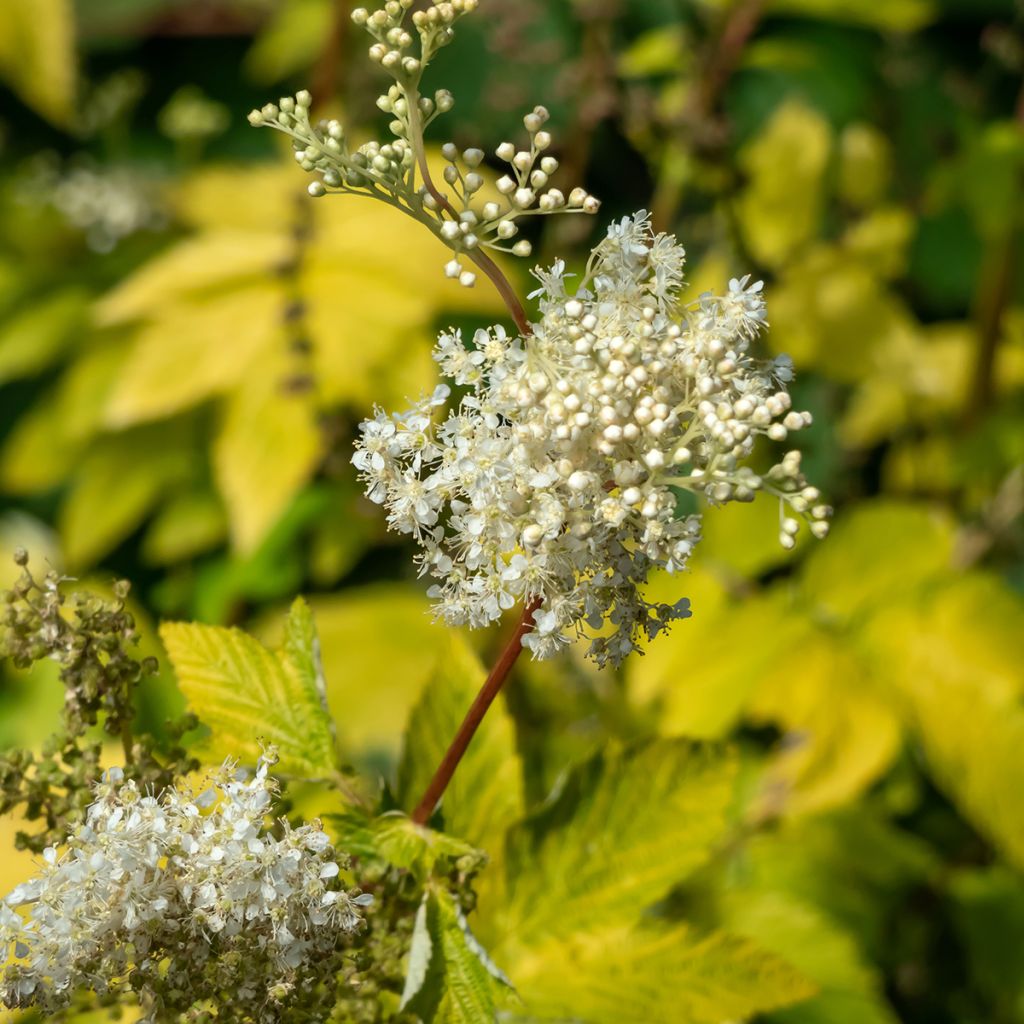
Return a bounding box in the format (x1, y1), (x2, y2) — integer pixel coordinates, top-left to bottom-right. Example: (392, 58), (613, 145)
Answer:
(764, 0), (935, 32)
(862, 573), (1024, 869)
(160, 597), (337, 777)
(723, 892), (899, 1024)
(496, 740), (736, 946)
(511, 923), (814, 1024)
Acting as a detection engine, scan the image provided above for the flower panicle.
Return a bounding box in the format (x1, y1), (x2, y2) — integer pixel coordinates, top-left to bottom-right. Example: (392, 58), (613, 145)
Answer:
(0, 751), (369, 1018)
(247, 1), (600, 287)
(352, 212), (831, 667)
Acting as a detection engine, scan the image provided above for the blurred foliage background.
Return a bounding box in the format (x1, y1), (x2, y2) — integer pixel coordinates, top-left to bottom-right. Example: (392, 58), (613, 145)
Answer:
(1, 0), (1024, 1021)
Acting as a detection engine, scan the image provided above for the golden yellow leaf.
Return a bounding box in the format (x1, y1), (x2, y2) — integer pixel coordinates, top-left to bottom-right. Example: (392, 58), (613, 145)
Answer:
(213, 356), (321, 555)
(736, 100), (831, 268)
(0, 0), (76, 126)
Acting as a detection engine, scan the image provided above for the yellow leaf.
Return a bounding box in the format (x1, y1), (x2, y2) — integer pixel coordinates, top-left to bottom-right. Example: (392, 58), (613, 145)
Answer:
(736, 101), (831, 268)
(749, 629), (902, 817)
(862, 574), (1024, 869)
(213, 355), (321, 555)
(304, 585), (449, 763)
(723, 892), (900, 1024)
(160, 598), (337, 778)
(0, 0), (76, 125)
(800, 501), (955, 625)
(106, 286), (283, 426)
(95, 231), (290, 326)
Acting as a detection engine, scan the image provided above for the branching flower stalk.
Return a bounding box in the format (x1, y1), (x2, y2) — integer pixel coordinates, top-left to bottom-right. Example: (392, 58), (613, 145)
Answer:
(252, 0), (830, 825)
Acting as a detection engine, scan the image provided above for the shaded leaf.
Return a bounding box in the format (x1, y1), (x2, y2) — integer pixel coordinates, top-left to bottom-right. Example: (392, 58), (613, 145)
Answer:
(0, 0), (77, 125)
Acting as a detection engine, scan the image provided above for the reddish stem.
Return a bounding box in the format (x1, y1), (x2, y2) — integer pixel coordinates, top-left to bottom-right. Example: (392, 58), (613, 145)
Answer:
(411, 597), (542, 826)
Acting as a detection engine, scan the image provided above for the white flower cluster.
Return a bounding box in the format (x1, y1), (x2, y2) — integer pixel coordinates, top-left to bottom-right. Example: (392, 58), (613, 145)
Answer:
(248, 1), (599, 286)
(0, 755), (368, 1020)
(353, 212), (830, 666)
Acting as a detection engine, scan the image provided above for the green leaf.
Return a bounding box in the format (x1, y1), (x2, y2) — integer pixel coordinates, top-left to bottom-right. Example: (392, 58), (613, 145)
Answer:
(0, 289), (90, 387)
(160, 597), (338, 777)
(498, 740), (736, 945)
(949, 867), (1024, 1015)
(0, 0), (77, 125)
(59, 424), (193, 570)
(511, 924), (815, 1024)
(399, 636), (524, 852)
(141, 490), (227, 566)
(407, 888), (499, 1024)
(244, 0), (332, 83)
(764, 0), (935, 32)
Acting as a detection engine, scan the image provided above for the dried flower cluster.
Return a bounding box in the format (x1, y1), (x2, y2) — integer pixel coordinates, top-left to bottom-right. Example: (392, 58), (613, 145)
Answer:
(353, 213), (830, 666)
(248, 1), (599, 287)
(0, 551), (197, 852)
(0, 755), (369, 1021)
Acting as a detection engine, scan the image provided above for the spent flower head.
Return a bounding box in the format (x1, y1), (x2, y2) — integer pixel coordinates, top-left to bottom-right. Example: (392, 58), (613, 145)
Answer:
(353, 213), (830, 666)
(248, 0), (599, 288)
(0, 752), (368, 1020)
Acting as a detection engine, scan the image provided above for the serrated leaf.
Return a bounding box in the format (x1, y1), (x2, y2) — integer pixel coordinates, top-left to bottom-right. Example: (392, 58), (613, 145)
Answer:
(0, 0), (77, 125)
(510, 923), (815, 1024)
(432, 888), (500, 1024)
(723, 893), (898, 1024)
(399, 636), (524, 852)
(160, 597), (337, 777)
(498, 740), (736, 946)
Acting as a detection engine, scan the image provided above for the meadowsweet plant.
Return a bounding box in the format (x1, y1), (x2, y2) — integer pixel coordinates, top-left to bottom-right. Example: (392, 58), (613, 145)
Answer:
(252, 0), (829, 824)
(0, 752), (369, 1020)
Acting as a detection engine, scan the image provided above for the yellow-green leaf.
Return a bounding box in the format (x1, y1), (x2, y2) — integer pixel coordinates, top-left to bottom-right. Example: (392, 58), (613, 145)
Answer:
(212, 356), (322, 554)
(736, 100), (831, 268)
(0, 0), (77, 125)
(495, 740), (736, 948)
(0, 289), (90, 386)
(160, 597), (337, 778)
(105, 287), (283, 426)
(511, 924), (815, 1024)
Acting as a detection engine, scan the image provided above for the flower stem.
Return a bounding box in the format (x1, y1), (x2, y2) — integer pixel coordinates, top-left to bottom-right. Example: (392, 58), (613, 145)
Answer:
(411, 597), (541, 826)
(405, 91), (533, 337)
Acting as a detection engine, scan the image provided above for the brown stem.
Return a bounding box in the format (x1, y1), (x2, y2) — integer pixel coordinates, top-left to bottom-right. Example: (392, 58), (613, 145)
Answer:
(411, 597), (542, 826)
